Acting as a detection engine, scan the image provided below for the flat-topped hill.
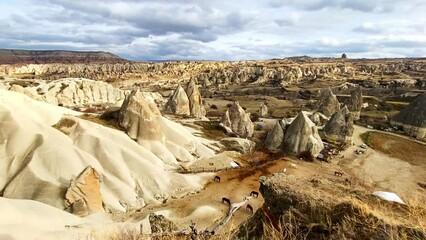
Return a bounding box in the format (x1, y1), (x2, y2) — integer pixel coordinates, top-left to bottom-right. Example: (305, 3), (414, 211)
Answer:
(0, 49), (128, 64)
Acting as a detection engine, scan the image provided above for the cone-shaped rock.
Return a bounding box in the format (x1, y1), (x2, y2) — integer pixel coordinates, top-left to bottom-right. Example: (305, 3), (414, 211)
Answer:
(65, 166), (104, 216)
(323, 106), (354, 145)
(119, 90), (164, 143)
(316, 88), (340, 117)
(259, 102), (268, 117)
(166, 85), (190, 115)
(283, 111), (324, 157)
(222, 101), (254, 138)
(391, 92), (426, 140)
(265, 120), (285, 153)
(185, 79), (206, 118)
(346, 86), (362, 120)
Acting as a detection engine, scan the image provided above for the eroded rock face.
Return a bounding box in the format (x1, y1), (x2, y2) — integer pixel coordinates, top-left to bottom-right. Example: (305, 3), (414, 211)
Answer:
(391, 92), (426, 141)
(265, 120), (285, 153)
(323, 106), (354, 145)
(166, 85), (190, 115)
(185, 79), (206, 118)
(64, 166), (104, 217)
(220, 137), (256, 154)
(221, 101), (254, 138)
(346, 86), (363, 120)
(8, 78), (126, 107)
(283, 111), (324, 157)
(259, 102), (268, 117)
(119, 90), (164, 143)
(316, 88), (340, 117)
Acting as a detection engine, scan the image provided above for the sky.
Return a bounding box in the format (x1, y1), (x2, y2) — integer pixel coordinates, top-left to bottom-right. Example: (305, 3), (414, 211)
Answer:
(0, 0), (425, 60)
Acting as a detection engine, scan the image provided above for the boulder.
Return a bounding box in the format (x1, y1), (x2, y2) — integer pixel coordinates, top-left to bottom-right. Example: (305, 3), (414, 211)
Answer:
(283, 111), (324, 158)
(265, 120), (285, 153)
(316, 88), (340, 117)
(323, 106), (354, 145)
(259, 102), (268, 117)
(185, 79), (206, 118)
(64, 166), (104, 216)
(221, 101), (254, 138)
(166, 84), (190, 115)
(220, 137), (256, 154)
(119, 90), (164, 143)
(346, 86), (362, 120)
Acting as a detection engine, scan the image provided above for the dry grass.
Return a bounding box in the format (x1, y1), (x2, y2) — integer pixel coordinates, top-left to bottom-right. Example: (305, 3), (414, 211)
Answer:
(78, 114), (123, 131)
(193, 120), (228, 140)
(361, 131), (426, 166)
(51, 117), (77, 134)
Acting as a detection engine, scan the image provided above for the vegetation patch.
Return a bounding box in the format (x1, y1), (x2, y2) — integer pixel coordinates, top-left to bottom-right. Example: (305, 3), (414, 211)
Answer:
(52, 117), (77, 135)
(194, 120), (227, 140)
(78, 114), (123, 131)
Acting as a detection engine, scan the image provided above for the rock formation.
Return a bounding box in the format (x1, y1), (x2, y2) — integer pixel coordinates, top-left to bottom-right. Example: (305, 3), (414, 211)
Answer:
(391, 92), (426, 141)
(166, 85), (190, 115)
(185, 79), (206, 118)
(119, 90), (164, 142)
(118, 89), (215, 164)
(64, 166), (104, 216)
(264, 120), (286, 153)
(259, 102), (268, 117)
(316, 88), (340, 117)
(283, 111), (324, 158)
(7, 78), (126, 107)
(220, 137), (256, 154)
(323, 106), (354, 145)
(346, 86), (363, 120)
(221, 101), (254, 138)
(0, 89), (215, 214)
(1, 58), (425, 86)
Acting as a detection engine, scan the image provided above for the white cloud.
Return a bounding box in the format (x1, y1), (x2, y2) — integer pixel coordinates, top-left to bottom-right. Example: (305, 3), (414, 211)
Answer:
(0, 0), (425, 60)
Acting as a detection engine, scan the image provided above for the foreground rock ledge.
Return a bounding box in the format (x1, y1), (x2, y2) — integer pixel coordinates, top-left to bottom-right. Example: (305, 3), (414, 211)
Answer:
(235, 174), (425, 240)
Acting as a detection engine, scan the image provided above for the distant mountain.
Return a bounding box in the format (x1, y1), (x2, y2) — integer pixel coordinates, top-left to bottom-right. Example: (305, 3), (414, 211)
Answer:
(0, 49), (128, 64)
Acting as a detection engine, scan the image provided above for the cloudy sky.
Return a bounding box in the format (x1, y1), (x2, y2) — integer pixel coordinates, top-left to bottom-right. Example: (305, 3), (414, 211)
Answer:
(0, 0), (425, 60)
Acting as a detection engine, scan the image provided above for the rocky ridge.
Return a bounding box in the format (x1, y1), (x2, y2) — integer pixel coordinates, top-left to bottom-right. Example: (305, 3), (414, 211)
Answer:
(1, 59), (425, 88)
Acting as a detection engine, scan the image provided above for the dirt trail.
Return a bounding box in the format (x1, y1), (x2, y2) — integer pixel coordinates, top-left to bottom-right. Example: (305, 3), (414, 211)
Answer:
(341, 125), (426, 196)
(124, 157), (333, 232)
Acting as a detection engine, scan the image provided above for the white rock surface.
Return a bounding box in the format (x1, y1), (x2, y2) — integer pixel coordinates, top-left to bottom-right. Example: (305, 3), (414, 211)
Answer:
(283, 111), (324, 157)
(221, 101), (254, 138)
(0, 89), (212, 215)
